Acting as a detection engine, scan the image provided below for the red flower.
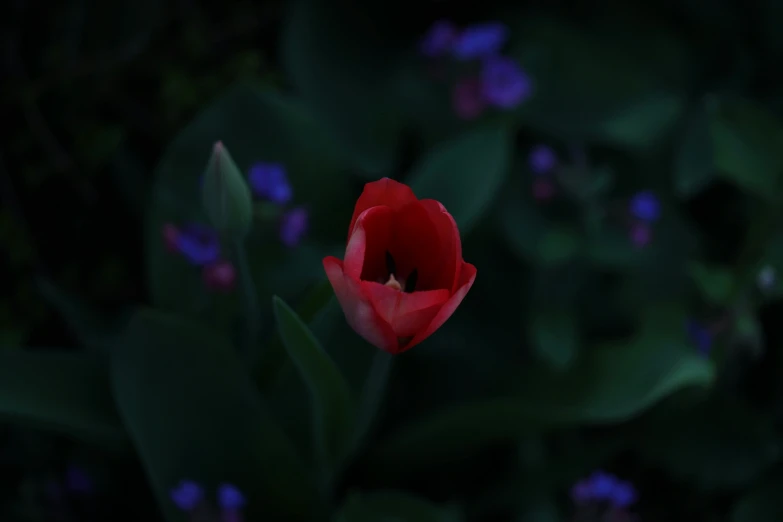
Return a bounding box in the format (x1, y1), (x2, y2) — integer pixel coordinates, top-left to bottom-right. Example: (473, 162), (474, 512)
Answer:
(323, 178), (477, 354)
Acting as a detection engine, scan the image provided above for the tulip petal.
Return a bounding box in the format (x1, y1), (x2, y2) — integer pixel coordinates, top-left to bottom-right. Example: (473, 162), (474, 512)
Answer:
(344, 207), (394, 282)
(348, 178), (418, 240)
(361, 282), (450, 339)
(400, 262), (477, 353)
(419, 199), (462, 293)
(323, 256), (398, 353)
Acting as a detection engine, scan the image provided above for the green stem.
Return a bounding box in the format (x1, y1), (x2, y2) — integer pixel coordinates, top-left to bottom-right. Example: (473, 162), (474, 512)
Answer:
(349, 350), (394, 457)
(234, 240), (259, 360)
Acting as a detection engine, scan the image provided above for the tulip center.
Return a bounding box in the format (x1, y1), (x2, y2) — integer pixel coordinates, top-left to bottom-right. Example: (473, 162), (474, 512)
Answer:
(382, 251), (418, 293)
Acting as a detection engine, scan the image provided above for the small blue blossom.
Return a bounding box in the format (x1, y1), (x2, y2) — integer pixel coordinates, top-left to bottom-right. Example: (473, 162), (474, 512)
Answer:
(611, 481), (638, 508)
(170, 480), (204, 511)
(280, 207), (309, 247)
(420, 20), (457, 58)
(687, 320), (712, 356)
(65, 465), (93, 494)
(589, 470), (617, 498)
(480, 56), (533, 108)
(629, 191), (660, 222)
(175, 224), (221, 266)
(249, 163), (292, 204)
(571, 471), (638, 510)
(451, 23), (508, 60)
(218, 483), (246, 510)
(529, 145), (557, 175)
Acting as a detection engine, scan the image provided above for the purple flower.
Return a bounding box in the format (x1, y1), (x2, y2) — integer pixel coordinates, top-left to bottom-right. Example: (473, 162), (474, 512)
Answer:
(203, 259), (236, 292)
(687, 320), (712, 355)
(452, 77), (487, 120)
(175, 224), (221, 265)
(218, 484), (246, 510)
(589, 470), (617, 498)
(451, 23), (508, 60)
(170, 480), (204, 511)
(610, 481), (638, 509)
(65, 465), (93, 494)
(571, 471), (638, 510)
(529, 145), (557, 175)
(629, 223), (651, 248)
(249, 163), (292, 204)
(629, 191), (660, 222)
(280, 207), (309, 247)
(420, 20), (458, 58)
(480, 56), (533, 108)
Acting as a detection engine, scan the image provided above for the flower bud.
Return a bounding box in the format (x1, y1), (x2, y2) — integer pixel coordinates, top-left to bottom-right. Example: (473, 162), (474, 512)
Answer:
(202, 141), (253, 241)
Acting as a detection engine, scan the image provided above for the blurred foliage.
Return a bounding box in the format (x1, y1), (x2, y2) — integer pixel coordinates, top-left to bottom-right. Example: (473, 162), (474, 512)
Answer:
(4, 0), (783, 521)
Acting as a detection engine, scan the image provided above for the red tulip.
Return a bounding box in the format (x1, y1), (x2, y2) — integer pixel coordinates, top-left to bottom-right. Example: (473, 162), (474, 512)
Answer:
(323, 178), (477, 354)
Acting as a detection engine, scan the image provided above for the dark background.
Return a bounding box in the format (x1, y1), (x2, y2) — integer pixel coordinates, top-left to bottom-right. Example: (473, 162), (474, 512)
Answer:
(4, 0), (783, 521)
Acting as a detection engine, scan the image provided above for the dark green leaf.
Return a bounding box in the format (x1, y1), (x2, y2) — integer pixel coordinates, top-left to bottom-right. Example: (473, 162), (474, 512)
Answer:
(147, 83), (351, 326)
(336, 491), (463, 522)
(529, 311), (578, 370)
(732, 477), (783, 522)
(110, 309), (321, 522)
(688, 262), (735, 306)
(0, 350), (124, 442)
(508, 17), (687, 149)
(272, 296), (355, 475)
(407, 125), (511, 233)
(254, 279), (336, 390)
(282, 0), (403, 175)
(710, 99), (783, 198)
(636, 400), (780, 490)
(368, 305), (714, 475)
(37, 278), (129, 354)
(674, 103), (714, 197)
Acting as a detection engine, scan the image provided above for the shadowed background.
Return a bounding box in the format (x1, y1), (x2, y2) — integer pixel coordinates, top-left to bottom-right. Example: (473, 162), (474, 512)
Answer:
(3, 0), (783, 521)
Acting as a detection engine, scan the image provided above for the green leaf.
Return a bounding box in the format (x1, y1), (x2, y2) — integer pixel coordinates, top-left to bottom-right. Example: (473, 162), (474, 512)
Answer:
(37, 278), (128, 354)
(147, 83), (351, 324)
(710, 99), (783, 198)
(508, 17), (687, 150)
(282, 0), (403, 175)
(688, 262), (735, 305)
(407, 125), (512, 233)
(732, 477), (783, 522)
(201, 142), (253, 241)
(599, 91), (685, 150)
(636, 399), (780, 490)
(0, 350), (124, 442)
(336, 491), (463, 522)
(367, 305), (715, 476)
(674, 103), (714, 197)
(110, 309), (321, 522)
(529, 312), (578, 370)
(535, 227), (581, 266)
(254, 279), (337, 390)
(272, 296), (355, 476)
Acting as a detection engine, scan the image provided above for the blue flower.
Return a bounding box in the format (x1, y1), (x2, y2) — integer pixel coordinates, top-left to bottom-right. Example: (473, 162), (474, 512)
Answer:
(249, 162), (292, 204)
(687, 320), (712, 356)
(610, 481), (638, 509)
(280, 207), (309, 247)
(420, 20), (458, 58)
(451, 23), (508, 60)
(218, 483), (246, 510)
(480, 56), (533, 108)
(589, 470), (617, 498)
(175, 224), (221, 266)
(529, 145), (557, 175)
(629, 191), (660, 222)
(65, 465), (93, 494)
(170, 480), (204, 511)
(571, 471), (638, 510)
